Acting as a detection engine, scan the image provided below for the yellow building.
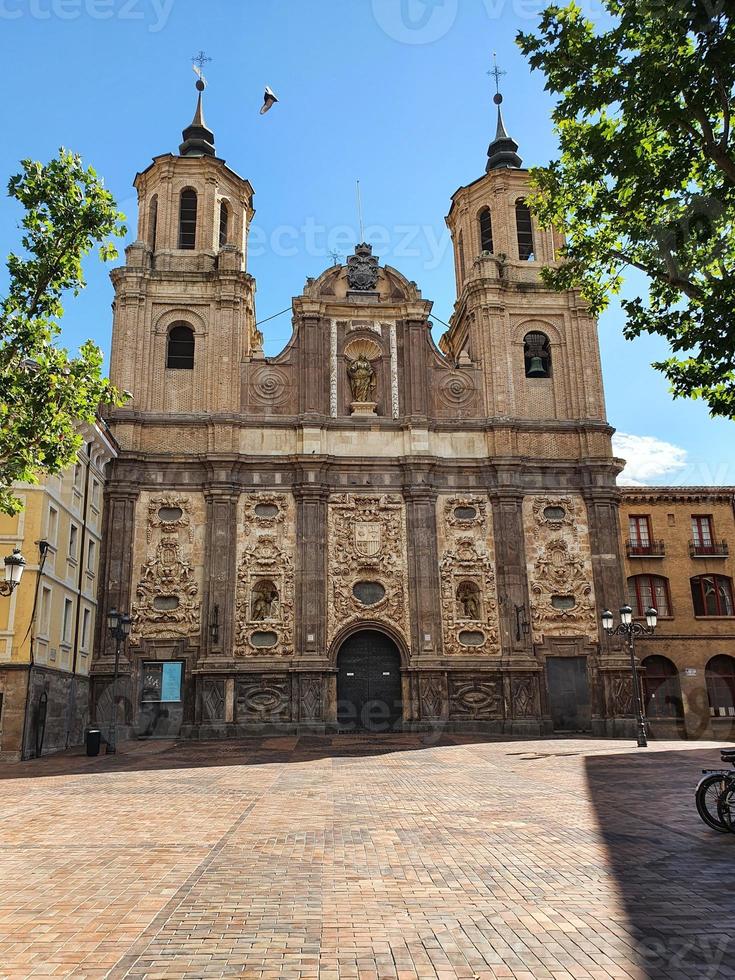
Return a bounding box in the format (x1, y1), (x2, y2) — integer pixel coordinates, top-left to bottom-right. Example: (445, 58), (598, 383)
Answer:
(0, 422), (116, 761)
(619, 487), (735, 741)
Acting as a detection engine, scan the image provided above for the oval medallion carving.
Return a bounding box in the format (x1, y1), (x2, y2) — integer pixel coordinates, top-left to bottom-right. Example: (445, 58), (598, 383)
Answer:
(250, 630), (278, 648)
(543, 505), (567, 521)
(158, 506), (183, 523)
(352, 581), (386, 606)
(254, 503), (279, 519)
(458, 630), (485, 647)
(453, 506), (477, 521)
(152, 595), (180, 611)
(551, 595), (577, 611)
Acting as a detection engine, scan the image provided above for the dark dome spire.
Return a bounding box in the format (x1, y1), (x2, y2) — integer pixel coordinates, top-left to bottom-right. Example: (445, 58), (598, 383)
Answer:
(485, 56), (522, 172)
(180, 75), (216, 158)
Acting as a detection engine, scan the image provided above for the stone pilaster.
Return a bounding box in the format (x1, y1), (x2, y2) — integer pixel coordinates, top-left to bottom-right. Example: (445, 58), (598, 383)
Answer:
(403, 480), (442, 662)
(491, 491), (532, 656)
(294, 480), (329, 659)
(202, 488), (238, 658)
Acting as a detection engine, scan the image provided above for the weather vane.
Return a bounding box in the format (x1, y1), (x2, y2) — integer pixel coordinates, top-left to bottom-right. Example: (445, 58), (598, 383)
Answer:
(329, 249), (341, 266)
(488, 52), (507, 97)
(192, 50), (212, 85)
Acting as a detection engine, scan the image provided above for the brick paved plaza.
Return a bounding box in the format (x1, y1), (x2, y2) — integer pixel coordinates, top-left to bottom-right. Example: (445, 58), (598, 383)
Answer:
(0, 736), (734, 980)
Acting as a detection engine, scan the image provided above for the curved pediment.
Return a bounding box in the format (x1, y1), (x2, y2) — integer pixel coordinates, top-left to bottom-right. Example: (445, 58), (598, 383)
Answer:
(301, 244), (424, 305)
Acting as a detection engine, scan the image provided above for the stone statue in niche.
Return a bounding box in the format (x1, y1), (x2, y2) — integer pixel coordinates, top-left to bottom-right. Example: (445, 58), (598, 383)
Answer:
(347, 354), (376, 404)
(251, 580), (279, 621)
(456, 581), (480, 620)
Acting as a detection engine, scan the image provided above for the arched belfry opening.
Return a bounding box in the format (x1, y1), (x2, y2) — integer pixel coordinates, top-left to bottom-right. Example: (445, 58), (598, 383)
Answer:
(336, 630), (403, 732)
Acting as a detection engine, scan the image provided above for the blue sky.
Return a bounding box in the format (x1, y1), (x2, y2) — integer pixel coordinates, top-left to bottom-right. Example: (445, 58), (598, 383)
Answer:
(1, 0), (733, 485)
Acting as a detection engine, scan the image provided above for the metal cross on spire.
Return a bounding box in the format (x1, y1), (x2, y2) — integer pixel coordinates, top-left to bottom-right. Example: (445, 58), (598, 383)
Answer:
(192, 50), (212, 83)
(487, 52), (507, 96)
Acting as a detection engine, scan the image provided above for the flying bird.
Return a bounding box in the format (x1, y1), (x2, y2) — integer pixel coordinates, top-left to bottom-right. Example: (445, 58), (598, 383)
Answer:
(260, 86), (279, 115)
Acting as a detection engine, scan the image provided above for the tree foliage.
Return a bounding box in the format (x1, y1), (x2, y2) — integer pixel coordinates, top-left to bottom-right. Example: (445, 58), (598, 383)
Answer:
(517, 0), (735, 417)
(0, 149), (126, 515)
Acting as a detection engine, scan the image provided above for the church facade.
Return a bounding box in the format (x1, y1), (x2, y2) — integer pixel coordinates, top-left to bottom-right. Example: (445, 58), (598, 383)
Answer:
(91, 78), (635, 739)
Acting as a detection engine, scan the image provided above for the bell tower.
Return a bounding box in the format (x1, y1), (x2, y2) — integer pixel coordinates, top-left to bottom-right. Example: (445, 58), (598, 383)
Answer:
(108, 72), (257, 423)
(442, 69), (605, 427)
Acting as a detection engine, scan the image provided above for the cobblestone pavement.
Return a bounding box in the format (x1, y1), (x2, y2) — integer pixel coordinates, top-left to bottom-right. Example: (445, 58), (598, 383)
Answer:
(0, 735), (734, 980)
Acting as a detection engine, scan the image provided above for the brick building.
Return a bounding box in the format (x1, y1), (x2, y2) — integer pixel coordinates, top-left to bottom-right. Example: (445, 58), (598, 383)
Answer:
(619, 487), (735, 740)
(90, 74), (651, 741)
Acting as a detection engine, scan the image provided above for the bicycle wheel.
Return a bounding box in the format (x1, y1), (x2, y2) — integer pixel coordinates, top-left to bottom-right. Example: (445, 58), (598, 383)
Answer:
(695, 774), (731, 832)
(717, 785), (735, 832)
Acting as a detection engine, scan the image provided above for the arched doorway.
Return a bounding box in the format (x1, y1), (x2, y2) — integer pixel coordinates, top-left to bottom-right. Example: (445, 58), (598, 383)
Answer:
(642, 655), (683, 719)
(337, 630), (403, 732)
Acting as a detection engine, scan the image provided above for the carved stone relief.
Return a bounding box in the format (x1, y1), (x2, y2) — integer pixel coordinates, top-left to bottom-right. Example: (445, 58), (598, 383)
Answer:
(523, 494), (597, 643)
(448, 675), (503, 720)
(235, 494), (295, 658)
(131, 493), (203, 645)
(346, 242), (379, 291)
(236, 675), (290, 721)
(327, 494), (409, 646)
(437, 496), (499, 657)
(512, 675), (539, 718)
(420, 673), (445, 720)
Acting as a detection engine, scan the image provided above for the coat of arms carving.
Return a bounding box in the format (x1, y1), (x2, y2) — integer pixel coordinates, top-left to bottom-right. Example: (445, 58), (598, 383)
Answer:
(346, 243), (379, 291)
(354, 521), (382, 557)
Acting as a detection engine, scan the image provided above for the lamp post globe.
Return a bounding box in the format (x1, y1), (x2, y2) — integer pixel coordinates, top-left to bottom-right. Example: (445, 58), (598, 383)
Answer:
(1, 548), (26, 596)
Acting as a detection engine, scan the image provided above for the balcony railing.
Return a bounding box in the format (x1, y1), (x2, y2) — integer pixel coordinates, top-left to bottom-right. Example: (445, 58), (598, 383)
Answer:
(626, 539), (666, 558)
(690, 540), (729, 558)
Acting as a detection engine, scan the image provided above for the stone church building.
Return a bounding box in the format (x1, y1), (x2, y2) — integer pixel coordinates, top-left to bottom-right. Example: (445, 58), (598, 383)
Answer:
(92, 77), (635, 739)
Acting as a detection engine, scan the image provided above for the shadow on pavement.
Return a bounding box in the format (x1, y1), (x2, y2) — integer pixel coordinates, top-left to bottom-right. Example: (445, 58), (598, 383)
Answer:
(585, 746), (735, 979)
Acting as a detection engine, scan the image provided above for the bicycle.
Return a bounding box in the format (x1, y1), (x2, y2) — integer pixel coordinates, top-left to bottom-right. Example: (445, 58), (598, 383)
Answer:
(696, 748), (735, 832)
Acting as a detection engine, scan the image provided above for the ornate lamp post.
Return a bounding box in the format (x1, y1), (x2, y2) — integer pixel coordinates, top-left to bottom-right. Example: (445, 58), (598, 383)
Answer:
(106, 609), (132, 754)
(602, 604), (657, 748)
(0, 548), (26, 597)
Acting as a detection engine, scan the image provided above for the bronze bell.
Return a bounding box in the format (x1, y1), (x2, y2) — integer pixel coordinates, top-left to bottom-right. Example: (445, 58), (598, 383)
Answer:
(526, 355), (547, 378)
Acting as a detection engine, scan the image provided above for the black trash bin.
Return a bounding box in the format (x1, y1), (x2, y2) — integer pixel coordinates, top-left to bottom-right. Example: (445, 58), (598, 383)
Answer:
(86, 729), (101, 757)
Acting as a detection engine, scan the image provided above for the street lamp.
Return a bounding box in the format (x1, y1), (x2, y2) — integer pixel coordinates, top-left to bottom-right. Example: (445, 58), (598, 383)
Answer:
(0, 548), (26, 597)
(602, 604), (658, 748)
(106, 608), (132, 754)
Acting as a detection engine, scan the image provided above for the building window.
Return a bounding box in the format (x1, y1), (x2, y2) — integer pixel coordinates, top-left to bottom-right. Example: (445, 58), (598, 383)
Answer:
(178, 188), (198, 249)
(691, 575), (734, 617)
(81, 608), (91, 650)
(515, 198), (534, 260)
(478, 207), (494, 253)
(69, 524), (79, 560)
(91, 479), (100, 508)
(62, 598), (73, 645)
(627, 574), (671, 617)
(629, 515), (652, 548)
(47, 505), (59, 545)
(642, 656), (683, 719)
(457, 230), (466, 283)
(149, 195), (158, 250)
(691, 514), (714, 548)
(87, 539), (96, 573)
(40, 586), (52, 636)
(706, 655), (735, 716)
(219, 201), (229, 247)
(523, 331), (551, 378)
(166, 324), (195, 369)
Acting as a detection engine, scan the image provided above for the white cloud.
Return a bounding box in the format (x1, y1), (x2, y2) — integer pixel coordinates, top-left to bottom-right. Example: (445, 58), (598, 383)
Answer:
(612, 433), (688, 486)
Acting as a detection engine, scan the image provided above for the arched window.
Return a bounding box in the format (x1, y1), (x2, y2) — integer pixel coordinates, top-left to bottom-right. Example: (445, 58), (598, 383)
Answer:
(456, 581), (481, 621)
(219, 201), (229, 247)
(691, 575), (734, 616)
(515, 198), (534, 261)
(627, 574), (671, 617)
(478, 207), (494, 254)
(524, 331), (551, 378)
(178, 189), (198, 250)
(166, 323), (195, 369)
(457, 230), (466, 283)
(706, 655), (735, 716)
(642, 655), (683, 719)
(149, 195), (158, 250)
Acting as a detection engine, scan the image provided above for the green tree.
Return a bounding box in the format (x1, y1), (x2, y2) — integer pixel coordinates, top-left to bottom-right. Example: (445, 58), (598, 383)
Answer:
(517, 0), (735, 417)
(0, 149), (126, 515)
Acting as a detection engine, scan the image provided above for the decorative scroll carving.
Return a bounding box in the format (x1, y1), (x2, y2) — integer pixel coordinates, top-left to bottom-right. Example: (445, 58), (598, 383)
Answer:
(131, 538), (201, 644)
(512, 675), (538, 717)
(524, 495), (597, 643)
(327, 494), (409, 645)
(235, 494), (295, 657)
(438, 372), (475, 408)
(249, 365), (290, 407)
(346, 242), (379, 291)
(236, 675), (290, 720)
(448, 675), (503, 720)
(438, 496), (499, 657)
